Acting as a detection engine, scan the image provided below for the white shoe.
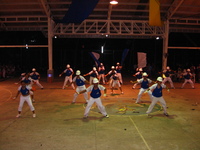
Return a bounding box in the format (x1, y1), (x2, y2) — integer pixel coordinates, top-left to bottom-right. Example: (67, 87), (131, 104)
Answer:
(16, 114), (21, 118)
(105, 115), (109, 118)
(33, 114), (36, 118)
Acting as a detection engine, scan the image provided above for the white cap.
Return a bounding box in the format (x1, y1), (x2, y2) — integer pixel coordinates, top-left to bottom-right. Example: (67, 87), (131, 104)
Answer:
(100, 63), (103, 66)
(142, 72), (148, 76)
(76, 70), (81, 75)
(187, 69), (190, 72)
(111, 66), (115, 69)
(139, 68), (143, 71)
(116, 62), (120, 65)
(166, 66), (170, 70)
(157, 77), (163, 82)
(32, 68), (36, 71)
(66, 64), (70, 68)
(93, 78), (99, 84)
(93, 67), (97, 71)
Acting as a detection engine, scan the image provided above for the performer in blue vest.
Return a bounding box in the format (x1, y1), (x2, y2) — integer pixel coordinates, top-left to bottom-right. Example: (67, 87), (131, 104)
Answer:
(83, 67), (98, 84)
(59, 64), (75, 89)
(98, 63), (106, 84)
(132, 68), (143, 89)
(13, 81), (36, 118)
(71, 70), (89, 104)
(146, 77), (169, 117)
(30, 68), (44, 89)
(78, 78), (109, 119)
(135, 72), (152, 103)
(162, 66), (175, 89)
(116, 62), (123, 84)
(181, 69), (195, 89)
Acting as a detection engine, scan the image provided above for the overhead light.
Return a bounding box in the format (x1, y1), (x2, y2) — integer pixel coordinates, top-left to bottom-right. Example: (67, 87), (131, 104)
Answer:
(110, 0), (118, 5)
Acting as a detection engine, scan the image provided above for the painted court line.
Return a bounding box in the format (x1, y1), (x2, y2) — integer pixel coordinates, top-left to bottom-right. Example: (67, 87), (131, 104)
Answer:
(129, 116), (151, 150)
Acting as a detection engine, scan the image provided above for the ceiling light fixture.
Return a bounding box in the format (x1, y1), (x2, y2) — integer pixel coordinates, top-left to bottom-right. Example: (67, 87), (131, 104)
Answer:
(110, 0), (118, 5)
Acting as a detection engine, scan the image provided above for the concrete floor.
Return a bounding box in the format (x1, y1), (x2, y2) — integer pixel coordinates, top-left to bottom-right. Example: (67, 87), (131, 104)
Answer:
(0, 77), (200, 150)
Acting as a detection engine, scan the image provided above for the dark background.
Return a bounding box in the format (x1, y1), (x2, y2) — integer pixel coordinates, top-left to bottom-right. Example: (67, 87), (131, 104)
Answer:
(0, 31), (200, 76)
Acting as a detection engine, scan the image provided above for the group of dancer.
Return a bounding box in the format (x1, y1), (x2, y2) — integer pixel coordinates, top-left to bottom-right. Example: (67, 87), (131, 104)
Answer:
(13, 64), (196, 119)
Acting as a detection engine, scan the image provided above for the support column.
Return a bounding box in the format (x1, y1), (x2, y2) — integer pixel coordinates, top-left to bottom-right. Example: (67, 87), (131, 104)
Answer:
(162, 20), (169, 70)
(47, 18), (54, 82)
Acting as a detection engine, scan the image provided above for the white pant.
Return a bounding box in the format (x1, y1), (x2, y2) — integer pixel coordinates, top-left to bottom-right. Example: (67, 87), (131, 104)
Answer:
(112, 80), (121, 87)
(136, 88), (152, 103)
(117, 73), (123, 84)
(98, 74), (105, 84)
(84, 97), (107, 117)
(63, 76), (75, 89)
(72, 85), (88, 103)
(33, 79), (43, 88)
(163, 77), (174, 88)
(133, 79), (140, 88)
(18, 95), (35, 111)
(146, 96), (167, 114)
(181, 79), (194, 88)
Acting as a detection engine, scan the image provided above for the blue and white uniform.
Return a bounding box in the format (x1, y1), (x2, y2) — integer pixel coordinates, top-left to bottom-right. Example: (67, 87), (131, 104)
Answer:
(72, 75), (88, 103)
(181, 72), (194, 88)
(17, 85), (35, 112)
(136, 78), (152, 103)
(116, 65), (123, 84)
(162, 69), (175, 88)
(30, 71), (43, 89)
(84, 85), (107, 117)
(111, 74), (121, 88)
(146, 83), (168, 114)
(98, 65), (105, 84)
(87, 70), (98, 85)
(62, 68), (75, 89)
(133, 71), (143, 88)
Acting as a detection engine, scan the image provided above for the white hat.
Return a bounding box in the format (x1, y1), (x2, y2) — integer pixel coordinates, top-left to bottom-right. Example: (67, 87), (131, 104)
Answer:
(93, 78), (99, 84)
(187, 69), (190, 72)
(32, 68), (36, 71)
(139, 68), (143, 71)
(66, 64), (70, 68)
(111, 66), (115, 69)
(116, 62), (120, 65)
(93, 67), (97, 71)
(166, 66), (170, 70)
(76, 70), (81, 75)
(157, 77), (163, 82)
(142, 72), (148, 76)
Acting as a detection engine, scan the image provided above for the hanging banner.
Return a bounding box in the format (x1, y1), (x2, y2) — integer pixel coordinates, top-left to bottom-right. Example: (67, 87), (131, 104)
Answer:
(89, 52), (100, 67)
(121, 49), (129, 66)
(137, 52), (147, 69)
(149, 0), (162, 26)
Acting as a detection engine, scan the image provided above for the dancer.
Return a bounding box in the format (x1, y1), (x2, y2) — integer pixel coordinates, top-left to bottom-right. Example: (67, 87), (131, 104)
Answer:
(116, 62), (123, 84)
(135, 72), (152, 103)
(71, 70), (89, 104)
(13, 81), (36, 118)
(181, 69), (195, 89)
(79, 78), (109, 119)
(30, 68), (44, 89)
(98, 63), (106, 84)
(110, 73), (123, 94)
(146, 77), (169, 116)
(59, 64), (75, 89)
(162, 66), (175, 89)
(83, 67), (98, 84)
(105, 66), (117, 87)
(132, 68), (143, 89)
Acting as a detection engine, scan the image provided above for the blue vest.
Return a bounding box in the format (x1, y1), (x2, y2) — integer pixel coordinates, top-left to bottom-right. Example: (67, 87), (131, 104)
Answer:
(184, 73), (191, 79)
(99, 68), (105, 74)
(141, 80), (149, 89)
(90, 87), (101, 98)
(23, 78), (31, 84)
(164, 70), (170, 77)
(31, 73), (39, 80)
(76, 78), (85, 86)
(116, 68), (121, 73)
(20, 87), (30, 95)
(90, 71), (97, 77)
(65, 69), (72, 76)
(136, 73), (142, 79)
(152, 86), (162, 97)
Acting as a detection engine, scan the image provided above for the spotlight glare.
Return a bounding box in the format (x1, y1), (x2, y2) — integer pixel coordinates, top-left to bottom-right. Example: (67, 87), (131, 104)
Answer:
(110, 0), (118, 5)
